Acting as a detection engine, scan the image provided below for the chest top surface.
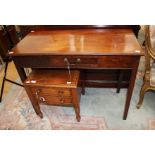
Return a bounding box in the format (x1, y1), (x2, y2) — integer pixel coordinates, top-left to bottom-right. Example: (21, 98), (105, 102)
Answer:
(24, 70), (80, 88)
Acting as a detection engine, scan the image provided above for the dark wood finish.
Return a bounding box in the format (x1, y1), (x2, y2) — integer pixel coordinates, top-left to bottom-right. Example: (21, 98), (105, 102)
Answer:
(83, 81), (129, 88)
(25, 86), (43, 118)
(117, 70), (124, 93)
(123, 58), (140, 119)
(0, 26), (19, 61)
(72, 88), (81, 122)
(24, 69), (79, 88)
(0, 27), (9, 61)
(30, 87), (71, 96)
(84, 69), (131, 81)
(18, 25), (140, 38)
(5, 25), (19, 46)
(24, 70), (81, 122)
(13, 55), (139, 69)
(11, 28), (143, 120)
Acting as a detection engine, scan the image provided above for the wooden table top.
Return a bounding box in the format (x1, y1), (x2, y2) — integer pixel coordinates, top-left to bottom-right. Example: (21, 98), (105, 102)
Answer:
(11, 29), (143, 56)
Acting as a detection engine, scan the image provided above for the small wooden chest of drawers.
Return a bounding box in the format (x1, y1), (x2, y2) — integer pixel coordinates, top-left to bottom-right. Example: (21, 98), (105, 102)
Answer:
(24, 69), (81, 122)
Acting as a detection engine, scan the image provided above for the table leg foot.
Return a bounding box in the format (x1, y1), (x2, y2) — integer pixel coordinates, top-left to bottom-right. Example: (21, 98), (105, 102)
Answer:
(38, 112), (43, 119)
(76, 115), (81, 122)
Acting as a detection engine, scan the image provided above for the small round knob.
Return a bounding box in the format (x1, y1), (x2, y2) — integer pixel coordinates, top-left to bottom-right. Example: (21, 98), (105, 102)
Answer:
(40, 97), (45, 102)
(64, 57), (68, 62)
(77, 58), (81, 62)
(35, 89), (41, 98)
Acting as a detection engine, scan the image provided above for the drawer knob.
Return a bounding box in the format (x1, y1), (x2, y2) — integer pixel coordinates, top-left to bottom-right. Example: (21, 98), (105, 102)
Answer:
(40, 97), (46, 102)
(77, 58), (81, 62)
(64, 57), (68, 62)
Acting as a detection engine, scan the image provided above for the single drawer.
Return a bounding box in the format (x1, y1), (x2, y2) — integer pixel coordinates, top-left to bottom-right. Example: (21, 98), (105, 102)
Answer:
(51, 56), (98, 68)
(30, 87), (71, 97)
(17, 55), (99, 68)
(98, 56), (137, 68)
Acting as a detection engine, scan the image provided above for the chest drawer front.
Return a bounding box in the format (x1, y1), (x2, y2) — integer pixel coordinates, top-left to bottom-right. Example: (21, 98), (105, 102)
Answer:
(37, 95), (72, 106)
(30, 87), (71, 96)
(29, 87), (73, 106)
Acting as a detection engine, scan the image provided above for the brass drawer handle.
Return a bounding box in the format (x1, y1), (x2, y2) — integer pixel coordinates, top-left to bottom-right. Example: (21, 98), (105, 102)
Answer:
(77, 58), (81, 63)
(64, 57), (81, 66)
(70, 58), (81, 66)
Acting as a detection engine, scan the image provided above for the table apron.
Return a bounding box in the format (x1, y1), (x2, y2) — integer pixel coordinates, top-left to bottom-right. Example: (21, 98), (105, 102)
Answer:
(13, 55), (140, 69)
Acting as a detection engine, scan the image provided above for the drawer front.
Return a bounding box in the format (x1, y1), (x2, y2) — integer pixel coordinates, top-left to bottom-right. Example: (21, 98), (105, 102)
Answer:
(16, 56), (99, 68)
(17, 55), (137, 69)
(30, 87), (71, 97)
(29, 87), (73, 106)
(98, 56), (137, 68)
(37, 95), (72, 106)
